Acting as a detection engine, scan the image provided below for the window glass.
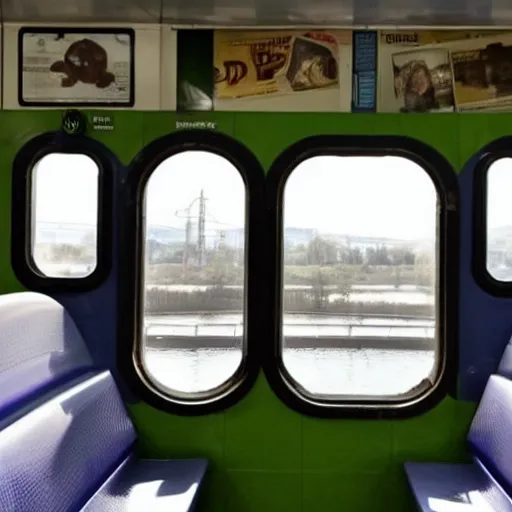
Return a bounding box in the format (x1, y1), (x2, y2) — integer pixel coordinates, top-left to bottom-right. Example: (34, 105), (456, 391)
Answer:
(281, 155), (437, 399)
(141, 151), (246, 396)
(486, 158), (512, 282)
(31, 153), (99, 278)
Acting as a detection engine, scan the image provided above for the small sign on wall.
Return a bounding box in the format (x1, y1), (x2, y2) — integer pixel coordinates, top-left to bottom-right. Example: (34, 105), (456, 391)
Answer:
(352, 31), (377, 112)
(18, 27), (135, 107)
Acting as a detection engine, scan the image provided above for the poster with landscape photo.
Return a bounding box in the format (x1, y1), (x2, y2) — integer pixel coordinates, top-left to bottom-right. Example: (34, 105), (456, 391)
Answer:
(378, 30), (512, 112)
(20, 28), (134, 106)
(449, 34), (512, 111)
(213, 29), (352, 111)
(391, 48), (455, 113)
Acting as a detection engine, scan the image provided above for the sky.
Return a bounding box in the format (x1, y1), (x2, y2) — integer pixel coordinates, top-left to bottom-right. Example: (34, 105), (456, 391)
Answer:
(487, 157), (512, 231)
(33, 153), (98, 225)
(283, 155), (435, 240)
(32, 150), (512, 242)
(144, 151), (246, 234)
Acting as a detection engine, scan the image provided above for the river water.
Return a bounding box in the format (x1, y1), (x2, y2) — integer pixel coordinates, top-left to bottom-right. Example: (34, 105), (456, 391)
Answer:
(143, 284), (436, 398)
(38, 261), (437, 397)
(145, 312), (435, 338)
(143, 347), (435, 397)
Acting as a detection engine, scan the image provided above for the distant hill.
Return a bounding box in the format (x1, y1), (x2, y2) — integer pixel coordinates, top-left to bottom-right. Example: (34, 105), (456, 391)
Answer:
(36, 221), (437, 250)
(284, 227), (316, 245)
(145, 226), (409, 248)
(148, 225), (186, 244)
(44, 221), (512, 251)
(37, 222), (94, 245)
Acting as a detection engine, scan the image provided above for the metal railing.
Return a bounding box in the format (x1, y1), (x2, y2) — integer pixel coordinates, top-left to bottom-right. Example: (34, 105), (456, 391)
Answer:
(145, 320), (435, 339)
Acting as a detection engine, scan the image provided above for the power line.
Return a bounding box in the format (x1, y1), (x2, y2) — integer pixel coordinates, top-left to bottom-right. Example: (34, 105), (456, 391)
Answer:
(175, 190), (209, 271)
(174, 191), (245, 274)
(205, 210), (240, 228)
(197, 189), (206, 268)
(175, 196), (200, 274)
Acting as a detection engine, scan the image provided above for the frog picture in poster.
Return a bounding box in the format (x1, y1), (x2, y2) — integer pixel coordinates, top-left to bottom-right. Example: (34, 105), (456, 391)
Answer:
(21, 30), (133, 105)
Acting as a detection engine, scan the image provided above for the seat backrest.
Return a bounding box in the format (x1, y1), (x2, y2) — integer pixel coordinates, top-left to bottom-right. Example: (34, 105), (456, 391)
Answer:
(0, 371), (136, 512)
(0, 292), (137, 512)
(497, 338), (512, 380)
(468, 374), (512, 497)
(0, 292), (93, 421)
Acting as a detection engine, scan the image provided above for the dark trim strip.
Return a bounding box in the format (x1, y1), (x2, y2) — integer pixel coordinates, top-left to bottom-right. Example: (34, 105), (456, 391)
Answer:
(117, 129), (265, 415)
(18, 27), (135, 108)
(472, 137), (512, 297)
(264, 135), (459, 419)
(11, 131), (114, 292)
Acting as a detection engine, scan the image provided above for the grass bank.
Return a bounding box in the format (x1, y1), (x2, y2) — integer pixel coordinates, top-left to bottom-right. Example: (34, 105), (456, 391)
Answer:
(146, 263), (427, 287)
(145, 287), (433, 317)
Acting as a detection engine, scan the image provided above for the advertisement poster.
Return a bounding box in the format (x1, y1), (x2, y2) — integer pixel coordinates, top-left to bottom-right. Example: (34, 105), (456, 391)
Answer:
(177, 31), (214, 111)
(213, 30), (352, 111)
(20, 29), (134, 106)
(378, 30), (512, 112)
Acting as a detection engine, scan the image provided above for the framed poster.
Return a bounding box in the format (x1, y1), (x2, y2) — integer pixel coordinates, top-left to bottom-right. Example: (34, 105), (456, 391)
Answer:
(213, 30), (352, 112)
(377, 30), (512, 112)
(18, 27), (135, 107)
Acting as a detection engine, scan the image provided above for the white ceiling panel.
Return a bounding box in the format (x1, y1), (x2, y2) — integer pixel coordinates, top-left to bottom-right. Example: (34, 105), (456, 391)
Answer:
(2, 0), (512, 27)
(2, 0), (161, 23)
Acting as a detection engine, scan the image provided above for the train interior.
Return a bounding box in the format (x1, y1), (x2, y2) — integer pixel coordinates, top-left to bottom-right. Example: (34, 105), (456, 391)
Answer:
(3, 0), (512, 511)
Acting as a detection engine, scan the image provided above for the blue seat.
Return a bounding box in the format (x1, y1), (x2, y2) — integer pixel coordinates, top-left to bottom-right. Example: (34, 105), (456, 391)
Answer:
(0, 292), (207, 512)
(404, 460), (512, 512)
(497, 338), (512, 380)
(404, 341), (512, 511)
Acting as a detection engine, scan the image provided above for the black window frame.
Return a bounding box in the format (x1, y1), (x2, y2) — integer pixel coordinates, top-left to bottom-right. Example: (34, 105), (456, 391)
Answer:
(264, 135), (459, 419)
(117, 130), (266, 416)
(472, 137), (512, 296)
(11, 132), (114, 293)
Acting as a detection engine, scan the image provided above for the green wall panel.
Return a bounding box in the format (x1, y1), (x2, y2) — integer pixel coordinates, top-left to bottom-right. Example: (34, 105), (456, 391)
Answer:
(0, 110), (60, 293)
(458, 113), (512, 167)
(232, 113), (461, 173)
(0, 110), (503, 511)
(130, 381), (475, 512)
(87, 110), (144, 165)
(143, 112), (235, 145)
(129, 112), (477, 512)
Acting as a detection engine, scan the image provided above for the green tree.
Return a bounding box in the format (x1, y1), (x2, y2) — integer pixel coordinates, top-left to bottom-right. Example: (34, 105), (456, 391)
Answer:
(309, 268), (329, 310)
(346, 247), (363, 265)
(376, 245), (391, 265)
(307, 236), (337, 265)
(389, 247), (416, 266)
(394, 265), (402, 289)
(414, 250), (435, 287)
(207, 241), (233, 289)
(51, 243), (86, 262)
(365, 245), (391, 265)
(307, 265), (354, 311)
(333, 266), (353, 302)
